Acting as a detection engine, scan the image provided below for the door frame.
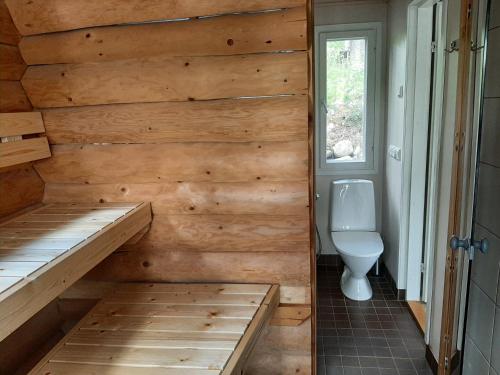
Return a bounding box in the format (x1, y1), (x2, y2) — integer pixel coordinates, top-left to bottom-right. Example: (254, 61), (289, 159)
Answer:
(438, 0), (475, 373)
(400, 0), (447, 322)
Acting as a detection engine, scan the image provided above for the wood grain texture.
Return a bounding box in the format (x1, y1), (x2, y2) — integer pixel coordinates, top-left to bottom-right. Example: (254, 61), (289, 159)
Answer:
(41, 96), (308, 144)
(34, 142), (308, 184)
(0, 81), (32, 112)
(87, 250), (310, 286)
(20, 7), (306, 65)
(0, 0), (19, 45)
(0, 43), (25, 80)
(0, 112), (44, 137)
(0, 137), (51, 168)
(0, 300), (62, 375)
(6, 0), (305, 36)
(118, 214), (309, 253)
(22, 52), (308, 108)
(60, 280), (310, 306)
(31, 364), (219, 375)
(29, 283), (277, 374)
(246, 348), (311, 374)
(258, 317), (311, 352)
(270, 305), (311, 326)
(0, 203), (152, 341)
(43, 181), (309, 216)
(0, 166), (44, 218)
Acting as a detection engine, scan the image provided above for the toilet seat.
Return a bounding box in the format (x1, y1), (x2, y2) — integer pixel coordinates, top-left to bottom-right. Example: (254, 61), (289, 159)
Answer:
(330, 231), (383, 258)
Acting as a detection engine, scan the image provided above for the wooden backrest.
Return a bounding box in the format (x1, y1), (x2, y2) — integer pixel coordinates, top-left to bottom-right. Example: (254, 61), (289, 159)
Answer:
(0, 111), (51, 168)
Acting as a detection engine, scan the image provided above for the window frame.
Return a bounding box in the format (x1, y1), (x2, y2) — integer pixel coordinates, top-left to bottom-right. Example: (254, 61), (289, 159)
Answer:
(315, 23), (384, 175)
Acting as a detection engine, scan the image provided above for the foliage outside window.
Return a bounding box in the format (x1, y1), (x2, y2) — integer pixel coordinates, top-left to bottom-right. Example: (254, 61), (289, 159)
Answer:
(315, 24), (381, 174)
(326, 39), (366, 163)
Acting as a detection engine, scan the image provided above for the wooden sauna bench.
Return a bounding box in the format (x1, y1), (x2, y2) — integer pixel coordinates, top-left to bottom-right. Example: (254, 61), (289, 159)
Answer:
(29, 283), (279, 375)
(0, 202), (152, 341)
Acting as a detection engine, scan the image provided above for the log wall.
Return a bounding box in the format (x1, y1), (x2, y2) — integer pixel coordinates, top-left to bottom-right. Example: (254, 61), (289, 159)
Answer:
(0, 0), (44, 219)
(6, 0), (314, 372)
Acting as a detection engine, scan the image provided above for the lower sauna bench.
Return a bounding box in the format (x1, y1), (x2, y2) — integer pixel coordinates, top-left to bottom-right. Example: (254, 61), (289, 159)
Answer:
(0, 202), (152, 341)
(29, 283), (279, 375)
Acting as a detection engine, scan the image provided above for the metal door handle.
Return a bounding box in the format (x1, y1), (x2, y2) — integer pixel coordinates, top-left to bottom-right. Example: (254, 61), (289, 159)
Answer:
(471, 238), (489, 254)
(450, 236), (470, 250)
(450, 236), (489, 260)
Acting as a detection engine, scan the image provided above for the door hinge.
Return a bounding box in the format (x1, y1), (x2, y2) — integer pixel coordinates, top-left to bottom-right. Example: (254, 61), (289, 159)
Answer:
(431, 41), (437, 53)
(420, 263), (425, 273)
(444, 356), (449, 369)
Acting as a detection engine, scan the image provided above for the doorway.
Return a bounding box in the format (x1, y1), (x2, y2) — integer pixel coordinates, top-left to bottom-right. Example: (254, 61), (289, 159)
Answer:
(401, 0), (447, 336)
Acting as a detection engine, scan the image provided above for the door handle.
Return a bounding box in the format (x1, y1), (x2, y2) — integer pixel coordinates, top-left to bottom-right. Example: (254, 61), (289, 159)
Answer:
(471, 238), (489, 254)
(450, 236), (470, 251)
(321, 100), (329, 114)
(450, 236), (489, 260)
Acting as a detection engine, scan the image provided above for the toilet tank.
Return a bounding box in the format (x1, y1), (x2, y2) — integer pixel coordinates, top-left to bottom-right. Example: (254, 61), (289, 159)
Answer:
(330, 179), (376, 231)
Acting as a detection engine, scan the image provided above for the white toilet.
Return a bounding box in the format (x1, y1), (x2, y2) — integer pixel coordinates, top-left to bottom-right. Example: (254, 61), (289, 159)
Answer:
(330, 179), (383, 301)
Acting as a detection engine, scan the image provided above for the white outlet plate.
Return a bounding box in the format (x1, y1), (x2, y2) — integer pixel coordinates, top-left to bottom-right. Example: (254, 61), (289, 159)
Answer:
(388, 145), (402, 161)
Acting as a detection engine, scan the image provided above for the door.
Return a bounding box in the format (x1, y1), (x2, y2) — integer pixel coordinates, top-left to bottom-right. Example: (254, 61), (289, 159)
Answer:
(407, 1), (436, 302)
(439, 0), (498, 373)
(461, 0), (500, 373)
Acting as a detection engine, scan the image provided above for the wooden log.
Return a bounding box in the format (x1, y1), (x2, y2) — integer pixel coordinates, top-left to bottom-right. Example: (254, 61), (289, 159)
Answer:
(34, 142), (308, 184)
(0, 81), (32, 112)
(21, 52), (308, 108)
(20, 7), (306, 65)
(0, 0), (19, 45)
(41, 96), (308, 144)
(0, 112), (44, 137)
(119, 214), (309, 253)
(0, 44), (25, 80)
(0, 166), (44, 218)
(0, 137), (51, 168)
(42, 181), (309, 216)
(87, 250), (310, 286)
(6, 0), (305, 36)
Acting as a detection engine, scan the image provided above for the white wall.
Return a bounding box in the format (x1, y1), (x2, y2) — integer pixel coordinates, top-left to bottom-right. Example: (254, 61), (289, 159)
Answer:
(382, 0), (411, 286)
(314, 0), (387, 255)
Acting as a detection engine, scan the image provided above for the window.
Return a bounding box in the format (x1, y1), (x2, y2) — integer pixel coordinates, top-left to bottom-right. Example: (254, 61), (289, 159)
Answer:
(315, 23), (383, 173)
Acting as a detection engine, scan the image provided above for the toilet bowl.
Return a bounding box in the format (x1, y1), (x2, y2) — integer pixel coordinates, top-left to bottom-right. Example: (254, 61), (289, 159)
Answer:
(330, 180), (384, 301)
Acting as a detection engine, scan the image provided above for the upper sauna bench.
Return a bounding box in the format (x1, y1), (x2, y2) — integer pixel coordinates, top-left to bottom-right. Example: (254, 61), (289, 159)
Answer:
(0, 202), (152, 341)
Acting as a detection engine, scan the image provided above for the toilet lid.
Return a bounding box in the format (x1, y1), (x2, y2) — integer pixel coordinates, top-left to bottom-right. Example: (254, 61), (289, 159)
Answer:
(330, 231), (384, 258)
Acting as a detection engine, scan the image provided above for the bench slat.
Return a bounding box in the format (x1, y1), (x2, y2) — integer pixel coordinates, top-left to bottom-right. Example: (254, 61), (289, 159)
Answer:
(29, 283), (278, 374)
(0, 137), (51, 168)
(0, 112), (45, 137)
(0, 202), (152, 341)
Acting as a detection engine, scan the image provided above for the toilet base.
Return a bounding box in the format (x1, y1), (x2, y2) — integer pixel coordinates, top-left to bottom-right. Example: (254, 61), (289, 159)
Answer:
(340, 267), (373, 301)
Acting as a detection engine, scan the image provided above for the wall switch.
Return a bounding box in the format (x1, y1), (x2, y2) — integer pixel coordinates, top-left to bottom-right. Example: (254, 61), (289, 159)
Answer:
(388, 145), (402, 161)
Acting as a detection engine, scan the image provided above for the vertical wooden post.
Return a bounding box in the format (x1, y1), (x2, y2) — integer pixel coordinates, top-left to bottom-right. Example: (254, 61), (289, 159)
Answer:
(438, 0), (474, 373)
(307, 0), (316, 373)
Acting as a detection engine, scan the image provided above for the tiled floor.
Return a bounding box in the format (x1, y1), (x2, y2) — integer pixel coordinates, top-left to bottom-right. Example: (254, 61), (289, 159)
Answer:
(317, 263), (433, 375)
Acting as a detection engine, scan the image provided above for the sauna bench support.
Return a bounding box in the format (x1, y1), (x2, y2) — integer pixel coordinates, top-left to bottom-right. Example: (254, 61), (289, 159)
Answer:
(0, 202), (152, 341)
(29, 282), (279, 375)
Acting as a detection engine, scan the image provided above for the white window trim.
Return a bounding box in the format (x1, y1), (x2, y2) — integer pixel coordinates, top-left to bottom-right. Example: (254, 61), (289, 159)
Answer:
(315, 22), (384, 175)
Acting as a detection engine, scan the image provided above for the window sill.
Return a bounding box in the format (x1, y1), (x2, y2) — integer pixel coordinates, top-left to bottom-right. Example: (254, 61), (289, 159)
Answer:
(316, 167), (377, 176)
